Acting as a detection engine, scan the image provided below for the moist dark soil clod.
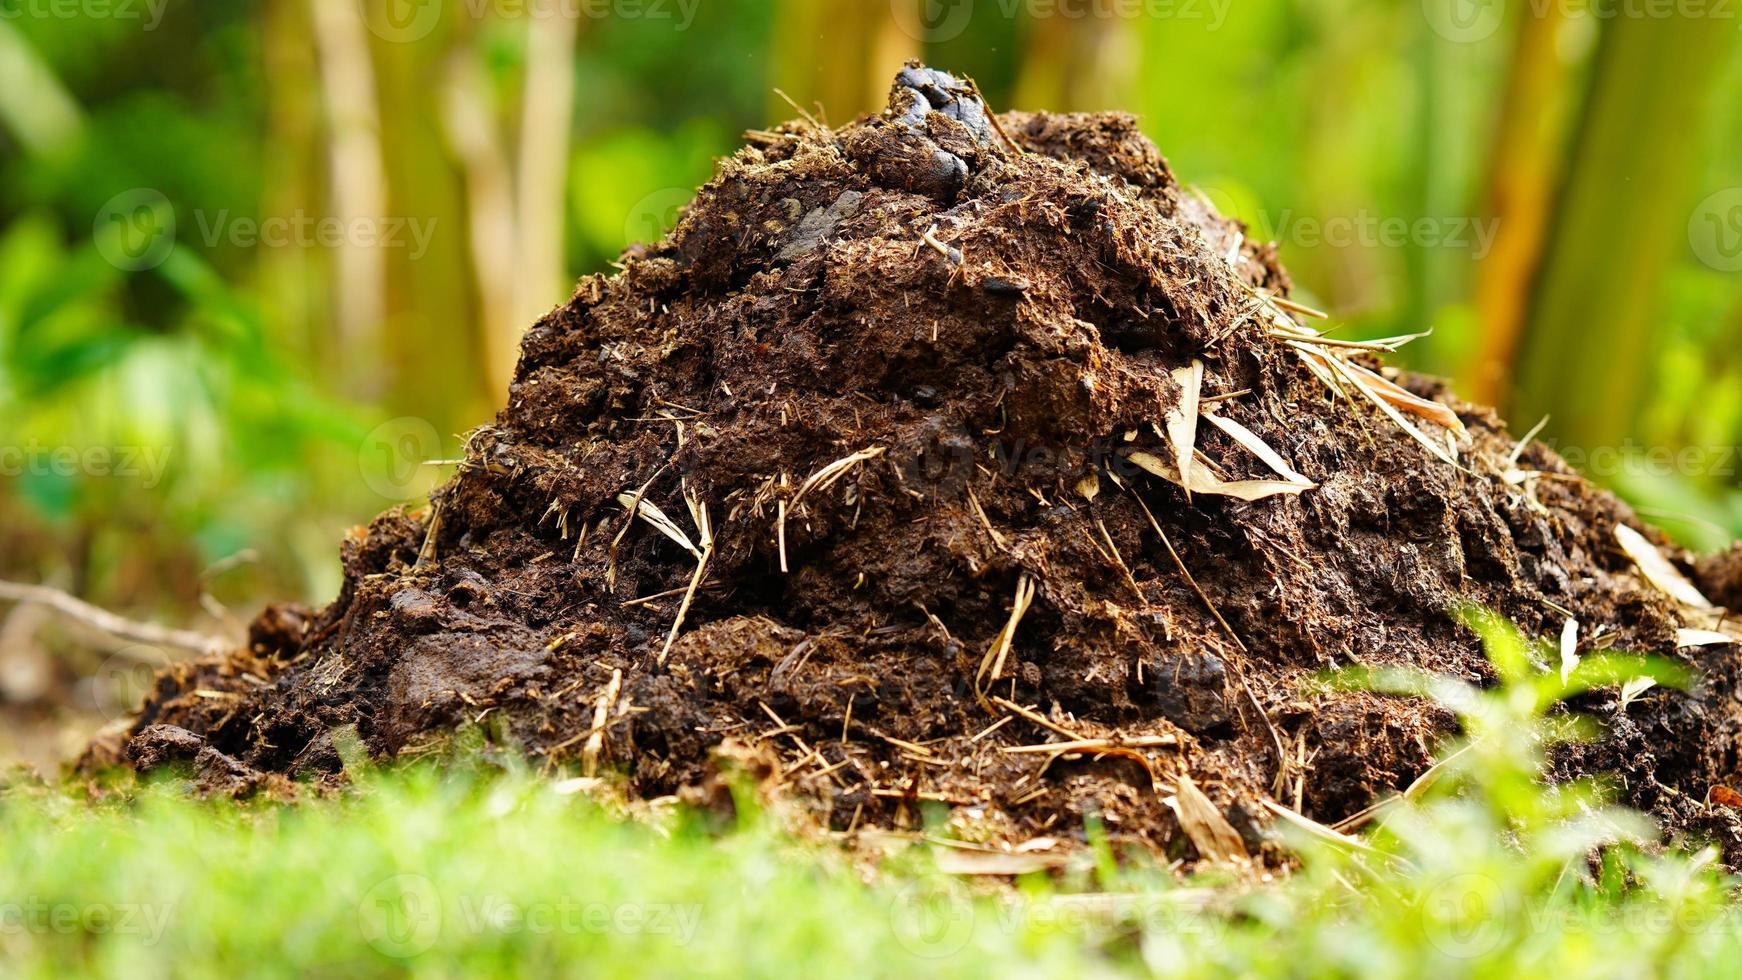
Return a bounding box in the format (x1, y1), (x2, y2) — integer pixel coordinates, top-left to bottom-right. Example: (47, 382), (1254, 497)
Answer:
(104, 65), (1742, 865)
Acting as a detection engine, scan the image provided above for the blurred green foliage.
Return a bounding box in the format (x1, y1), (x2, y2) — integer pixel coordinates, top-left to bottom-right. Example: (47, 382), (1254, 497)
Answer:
(0, 0), (1738, 617)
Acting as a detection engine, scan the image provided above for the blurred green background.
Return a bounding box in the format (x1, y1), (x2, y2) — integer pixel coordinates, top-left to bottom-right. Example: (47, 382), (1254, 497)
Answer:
(0, 0), (1738, 763)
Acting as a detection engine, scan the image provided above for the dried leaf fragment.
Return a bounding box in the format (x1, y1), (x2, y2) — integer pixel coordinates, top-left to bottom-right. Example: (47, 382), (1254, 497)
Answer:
(1126, 450), (1313, 503)
(617, 493), (700, 558)
(1559, 618), (1580, 685)
(1708, 786), (1742, 808)
(1165, 360), (1205, 499)
(1615, 524), (1713, 610)
(1164, 774), (1248, 863)
(1619, 676), (1658, 711)
(1203, 412), (1314, 486)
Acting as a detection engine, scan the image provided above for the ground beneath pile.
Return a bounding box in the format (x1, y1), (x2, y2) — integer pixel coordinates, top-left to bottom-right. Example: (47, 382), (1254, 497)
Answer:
(108, 66), (1742, 865)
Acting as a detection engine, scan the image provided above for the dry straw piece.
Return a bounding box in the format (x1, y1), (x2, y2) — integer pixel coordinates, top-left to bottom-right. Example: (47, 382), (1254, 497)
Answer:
(975, 573), (1038, 704)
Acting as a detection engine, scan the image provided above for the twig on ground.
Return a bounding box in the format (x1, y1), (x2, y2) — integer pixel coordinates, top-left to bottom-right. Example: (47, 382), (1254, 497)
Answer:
(966, 75), (1023, 156)
(772, 88), (824, 130)
(416, 500), (444, 568)
(0, 580), (228, 656)
(989, 696), (1084, 741)
(919, 225), (963, 267)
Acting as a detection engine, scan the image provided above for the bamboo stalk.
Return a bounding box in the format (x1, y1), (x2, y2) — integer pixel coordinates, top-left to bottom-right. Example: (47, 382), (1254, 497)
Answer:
(510, 12), (581, 391)
(1513, 15), (1729, 450)
(309, 0), (388, 371)
(1468, 2), (1584, 408)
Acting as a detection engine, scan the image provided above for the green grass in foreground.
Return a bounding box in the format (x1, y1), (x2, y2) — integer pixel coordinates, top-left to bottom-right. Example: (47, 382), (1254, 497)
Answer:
(2, 613), (1740, 978)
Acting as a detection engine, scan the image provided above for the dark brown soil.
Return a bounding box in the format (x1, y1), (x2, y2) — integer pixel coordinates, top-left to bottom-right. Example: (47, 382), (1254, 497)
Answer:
(1698, 544), (1742, 612)
(106, 66), (1742, 863)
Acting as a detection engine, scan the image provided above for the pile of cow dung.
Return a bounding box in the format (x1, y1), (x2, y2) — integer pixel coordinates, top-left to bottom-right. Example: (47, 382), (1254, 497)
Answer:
(109, 65), (1742, 865)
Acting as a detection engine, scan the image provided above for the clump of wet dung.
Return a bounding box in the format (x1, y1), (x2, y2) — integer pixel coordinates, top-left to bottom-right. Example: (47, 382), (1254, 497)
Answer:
(112, 66), (1742, 863)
